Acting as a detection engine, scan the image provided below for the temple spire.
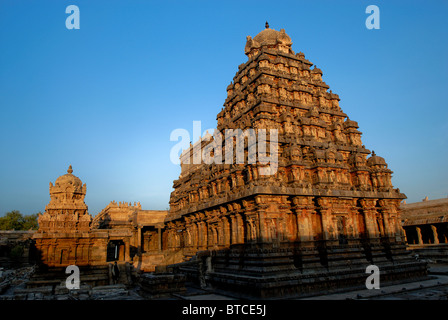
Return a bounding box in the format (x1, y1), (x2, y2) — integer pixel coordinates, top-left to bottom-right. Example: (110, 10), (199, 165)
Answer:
(265, 21), (269, 29)
(67, 164), (73, 174)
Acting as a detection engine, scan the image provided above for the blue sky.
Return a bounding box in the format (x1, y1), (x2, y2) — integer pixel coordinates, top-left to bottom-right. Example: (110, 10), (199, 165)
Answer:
(0, 0), (447, 216)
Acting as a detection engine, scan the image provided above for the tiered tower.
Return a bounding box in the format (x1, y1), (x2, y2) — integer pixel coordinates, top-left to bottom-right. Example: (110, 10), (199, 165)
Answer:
(165, 24), (427, 298)
(34, 166), (107, 267)
(38, 165), (91, 233)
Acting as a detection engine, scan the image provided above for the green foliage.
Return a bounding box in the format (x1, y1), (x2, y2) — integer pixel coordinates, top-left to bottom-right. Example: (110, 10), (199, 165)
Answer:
(22, 213), (39, 230)
(0, 210), (39, 230)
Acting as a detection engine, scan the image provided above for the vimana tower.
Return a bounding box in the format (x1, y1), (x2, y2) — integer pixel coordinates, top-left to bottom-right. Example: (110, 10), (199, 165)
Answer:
(164, 23), (427, 298)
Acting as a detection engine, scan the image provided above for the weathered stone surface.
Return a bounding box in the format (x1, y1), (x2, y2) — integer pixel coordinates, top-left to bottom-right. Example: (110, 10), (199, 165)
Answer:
(161, 24), (427, 298)
(138, 273), (186, 297)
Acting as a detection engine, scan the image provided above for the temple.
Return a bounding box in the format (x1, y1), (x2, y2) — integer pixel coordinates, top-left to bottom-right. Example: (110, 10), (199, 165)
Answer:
(162, 24), (427, 297)
(32, 165), (169, 287)
(31, 24), (428, 298)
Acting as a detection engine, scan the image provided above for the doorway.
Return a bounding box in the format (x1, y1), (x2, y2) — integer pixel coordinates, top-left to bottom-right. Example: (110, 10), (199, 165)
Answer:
(107, 240), (124, 262)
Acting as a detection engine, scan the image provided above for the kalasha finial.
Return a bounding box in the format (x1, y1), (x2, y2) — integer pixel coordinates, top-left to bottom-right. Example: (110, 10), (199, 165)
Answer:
(265, 21), (269, 29)
(67, 164), (73, 174)
(371, 150), (376, 157)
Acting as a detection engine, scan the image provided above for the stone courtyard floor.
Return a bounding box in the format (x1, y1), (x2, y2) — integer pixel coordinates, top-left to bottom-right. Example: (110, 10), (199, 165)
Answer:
(2, 263), (448, 300)
(301, 271), (448, 300)
(301, 263), (448, 300)
(173, 263), (448, 300)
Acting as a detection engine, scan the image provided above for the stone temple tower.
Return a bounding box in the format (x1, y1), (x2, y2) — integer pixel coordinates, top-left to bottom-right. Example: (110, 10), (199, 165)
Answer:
(164, 24), (427, 298)
(37, 165), (91, 233)
(34, 166), (107, 267)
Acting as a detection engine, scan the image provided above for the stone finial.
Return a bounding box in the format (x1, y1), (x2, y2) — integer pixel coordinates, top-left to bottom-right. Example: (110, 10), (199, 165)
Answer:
(67, 165), (73, 174)
(371, 150), (376, 156)
(265, 21), (269, 29)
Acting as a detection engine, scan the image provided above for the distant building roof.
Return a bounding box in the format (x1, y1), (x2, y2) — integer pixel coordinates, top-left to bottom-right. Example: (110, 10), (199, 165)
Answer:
(401, 197), (448, 226)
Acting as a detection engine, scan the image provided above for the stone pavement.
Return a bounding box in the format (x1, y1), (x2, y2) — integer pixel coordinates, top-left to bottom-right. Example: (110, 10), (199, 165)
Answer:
(169, 263), (448, 300)
(2, 263), (448, 300)
(301, 263), (448, 300)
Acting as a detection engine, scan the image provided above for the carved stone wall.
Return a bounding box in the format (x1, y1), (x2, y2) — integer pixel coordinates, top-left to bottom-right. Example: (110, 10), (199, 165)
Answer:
(166, 25), (406, 252)
(163, 24), (427, 297)
(33, 166), (109, 267)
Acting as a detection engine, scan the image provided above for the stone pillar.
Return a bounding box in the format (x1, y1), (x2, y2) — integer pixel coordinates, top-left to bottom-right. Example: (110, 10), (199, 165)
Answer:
(360, 199), (379, 239)
(246, 217), (257, 242)
(255, 195), (269, 243)
(416, 226), (423, 244)
(258, 211), (267, 242)
(290, 197), (301, 242)
(431, 225), (439, 244)
(230, 215), (238, 244)
(380, 214), (392, 238)
(394, 215), (406, 242)
(193, 223), (199, 250)
(317, 198), (336, 242)
(198, 221), (207, 250)
(296, 208), (313, 242)
(158, 227), (162, 252)
(124, 239), (130, 262)
(365, 209), (379, 239)
(348, 203), (360, 239)
(377, 200), (396, 240)
(236, 214), (244, 243)
(223, 217), (231, 247)
(137, 226), (142, 255)
(197, 222), (203, 249)
(376, 216), (385, 237)
(98, 238), (108, 264)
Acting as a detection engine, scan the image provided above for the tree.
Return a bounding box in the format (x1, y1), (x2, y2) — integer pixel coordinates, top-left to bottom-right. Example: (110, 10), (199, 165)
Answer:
(0, 210), (39, 230)
(23, 213), (39, 230)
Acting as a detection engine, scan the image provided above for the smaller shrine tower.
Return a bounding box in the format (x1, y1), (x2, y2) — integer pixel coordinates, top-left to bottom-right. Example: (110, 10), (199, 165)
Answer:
(34, 166), (107, 267)
(37, 165), (91, 233)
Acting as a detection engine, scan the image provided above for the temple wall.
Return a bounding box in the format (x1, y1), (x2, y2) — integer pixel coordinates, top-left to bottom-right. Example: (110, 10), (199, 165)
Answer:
(163, 195), (406, 257)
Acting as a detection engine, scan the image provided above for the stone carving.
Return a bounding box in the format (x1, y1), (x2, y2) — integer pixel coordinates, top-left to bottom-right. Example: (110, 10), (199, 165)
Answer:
(163, 24), (426, 298)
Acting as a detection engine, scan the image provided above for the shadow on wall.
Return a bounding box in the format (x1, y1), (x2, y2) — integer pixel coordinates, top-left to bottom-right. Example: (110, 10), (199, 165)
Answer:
(0, 231), (38, 269)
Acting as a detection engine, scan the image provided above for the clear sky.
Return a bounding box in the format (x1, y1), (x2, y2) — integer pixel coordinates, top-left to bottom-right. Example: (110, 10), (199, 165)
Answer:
(0, 0), (447, 216)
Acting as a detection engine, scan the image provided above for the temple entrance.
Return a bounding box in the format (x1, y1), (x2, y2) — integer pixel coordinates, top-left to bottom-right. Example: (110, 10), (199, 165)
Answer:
(107, 240), (124, 262)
